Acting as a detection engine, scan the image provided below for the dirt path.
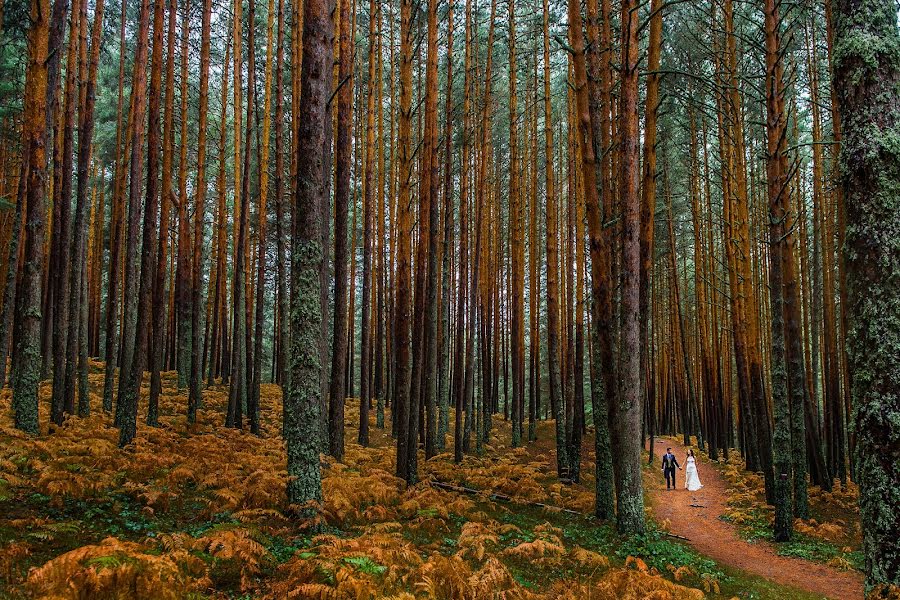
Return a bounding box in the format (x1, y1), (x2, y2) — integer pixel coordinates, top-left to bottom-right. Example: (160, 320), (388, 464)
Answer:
(646, 437), (864, 599)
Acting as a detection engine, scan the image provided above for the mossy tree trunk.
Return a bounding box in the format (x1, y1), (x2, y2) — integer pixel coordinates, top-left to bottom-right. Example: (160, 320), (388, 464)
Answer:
(832, 0), (900, 589)
(286, 0), (332, 513)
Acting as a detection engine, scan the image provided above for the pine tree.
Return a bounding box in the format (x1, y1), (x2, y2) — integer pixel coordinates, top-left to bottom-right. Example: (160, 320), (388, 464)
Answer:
(833, 0), (900, 588)
(286, 0), (333, 512)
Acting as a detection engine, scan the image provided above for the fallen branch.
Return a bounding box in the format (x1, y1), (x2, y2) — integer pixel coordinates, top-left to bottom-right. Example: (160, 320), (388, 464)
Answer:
(429, 480), (583, 516)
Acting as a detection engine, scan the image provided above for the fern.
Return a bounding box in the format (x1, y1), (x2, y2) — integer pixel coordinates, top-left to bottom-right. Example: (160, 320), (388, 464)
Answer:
(342, 556), (387, 576)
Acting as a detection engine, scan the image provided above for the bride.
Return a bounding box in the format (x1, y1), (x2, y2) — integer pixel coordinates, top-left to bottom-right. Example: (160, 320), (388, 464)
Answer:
(684, 449), (703, 491)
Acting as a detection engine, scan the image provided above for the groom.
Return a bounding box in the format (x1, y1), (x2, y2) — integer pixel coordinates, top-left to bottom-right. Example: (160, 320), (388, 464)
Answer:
(662, 448), (681, 490)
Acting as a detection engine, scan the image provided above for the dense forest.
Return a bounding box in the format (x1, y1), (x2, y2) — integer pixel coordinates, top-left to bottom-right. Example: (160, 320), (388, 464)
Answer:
(0, 0), (897, 597)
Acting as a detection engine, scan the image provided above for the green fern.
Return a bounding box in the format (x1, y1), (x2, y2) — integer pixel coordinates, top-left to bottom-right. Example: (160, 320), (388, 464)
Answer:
(342, 555), (387, 576)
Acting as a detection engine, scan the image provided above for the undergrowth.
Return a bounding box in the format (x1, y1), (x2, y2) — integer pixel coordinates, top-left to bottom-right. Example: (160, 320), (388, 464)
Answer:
(716, 452), (863, 572)
(0, 366), (851, 599)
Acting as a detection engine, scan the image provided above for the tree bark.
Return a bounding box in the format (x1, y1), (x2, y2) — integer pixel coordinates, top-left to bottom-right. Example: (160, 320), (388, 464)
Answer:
(832, 0), (900, 589)
(287, 0), (331, 513)
(11, 0), (51, 435)
(328, 0), (352, 461)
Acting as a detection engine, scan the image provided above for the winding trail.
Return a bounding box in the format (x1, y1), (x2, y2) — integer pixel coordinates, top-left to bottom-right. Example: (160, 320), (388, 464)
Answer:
(646, 437), (864, 600)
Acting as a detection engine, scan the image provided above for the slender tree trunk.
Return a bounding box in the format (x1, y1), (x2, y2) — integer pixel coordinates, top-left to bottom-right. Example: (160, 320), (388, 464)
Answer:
(49, 0), (80, 425)
(273, 0), (288, 390)
(527, 50), (540, 443)
(544, 0), (568, 479)
(421, 0), (441, 461)
(11, 0), (51, 435)
(764, 0), (793, 542)
(250, 0), (276, 435)
(227, 0), (252, 429)
(394, 0), (415, 484)
(453, 0), (473, 463)
(0, 156), (25, 390)
(359, 0), (378, 447)
(114, 0), (152, 445)
(41, 0), (72, 380)
(65, 0), (99, 418)
(328, 0), (352, 461)
(508, 0), (524, 450)
(149, 0), (178, 425)
(101, 0), (128, 412)
(639, 0), (662, 461)
(571, 0), (616, 521)
(437, 0), (456, 450)
(189, 0), (212, 425)
(174, 0), (192, 389)
(374, 5), (386, 429)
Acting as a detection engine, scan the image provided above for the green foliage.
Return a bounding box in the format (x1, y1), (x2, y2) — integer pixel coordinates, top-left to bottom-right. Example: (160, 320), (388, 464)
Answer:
(342, 555), (387, 576)
(85, 554), (139, 570)
(776, 538), (864, 570)
(266, 536), (313, 564)
(614, 529), (726, 584)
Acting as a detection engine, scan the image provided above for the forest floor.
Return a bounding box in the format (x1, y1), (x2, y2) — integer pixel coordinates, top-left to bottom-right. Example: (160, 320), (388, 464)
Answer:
(0, 365), (865, 599)
(645, 437), (864, 599)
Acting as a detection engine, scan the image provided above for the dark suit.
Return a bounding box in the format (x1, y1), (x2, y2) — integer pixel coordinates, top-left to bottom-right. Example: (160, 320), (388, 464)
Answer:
(662, 453), (680, 489)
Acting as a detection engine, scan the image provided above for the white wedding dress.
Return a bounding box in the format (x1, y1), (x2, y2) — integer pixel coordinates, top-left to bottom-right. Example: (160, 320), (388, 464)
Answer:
(684, 456), (703, 491)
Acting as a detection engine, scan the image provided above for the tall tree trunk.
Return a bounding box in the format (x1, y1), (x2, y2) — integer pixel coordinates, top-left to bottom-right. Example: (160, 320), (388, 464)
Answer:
(41, 0), (73, 379)
(114, 0), (152, 445)
(67, 0), (102, 418)
(11, 0), (51, 435)
(0, 153), (25, 390)
(328, 0), (352, 461)
(721, 0), (774, 501)
(508, 0), (524, 450)
(437, 0), (456, 450)
(393, 0), (415, 484)
(639, 0), (662, 461)
(454, 0), (473, 463)
(374, 4), (387, 429)
(250, 0), (276, 435)
(544, 0), (568, 479)
(227, 0), (252, 429)
(359, 0), (378, 447)
(570, 0), (616, 522)
(101, 0), (128, 412)
(611, 0), (646, 534)
(174, 0), (192, 389)
(50, 0), (81, 424)
(763, 0), (793, 542)
(273, 0), (288, 390)
(149, 0), (178, 425)
(189, 0), (212, 425)
(832, 0), (900, 589)
(422, 0), (441, 461)
(287, 0), (331, 513)
(527, 49), (540, 444)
